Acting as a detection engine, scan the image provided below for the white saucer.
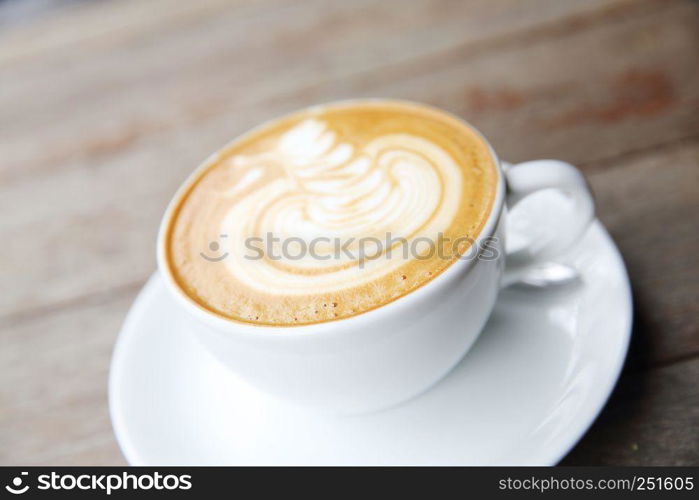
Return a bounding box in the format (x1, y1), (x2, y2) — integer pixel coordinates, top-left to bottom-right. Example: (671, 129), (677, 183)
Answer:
(109, 220), (632, 465)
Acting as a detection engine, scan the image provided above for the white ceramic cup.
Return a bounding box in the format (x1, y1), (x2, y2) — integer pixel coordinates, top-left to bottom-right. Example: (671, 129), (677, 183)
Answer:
(157, 101), (594, 415)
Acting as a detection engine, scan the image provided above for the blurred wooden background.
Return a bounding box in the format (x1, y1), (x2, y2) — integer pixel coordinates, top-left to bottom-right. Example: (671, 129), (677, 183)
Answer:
(1, 0), (697, 465)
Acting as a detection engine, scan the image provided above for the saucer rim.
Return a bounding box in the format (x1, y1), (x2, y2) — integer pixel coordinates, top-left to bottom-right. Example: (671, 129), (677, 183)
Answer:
(546, 222), (633, 464)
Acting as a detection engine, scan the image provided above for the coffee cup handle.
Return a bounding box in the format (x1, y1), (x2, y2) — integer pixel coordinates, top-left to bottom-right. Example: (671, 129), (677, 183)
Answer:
(500, 160), (595, 287)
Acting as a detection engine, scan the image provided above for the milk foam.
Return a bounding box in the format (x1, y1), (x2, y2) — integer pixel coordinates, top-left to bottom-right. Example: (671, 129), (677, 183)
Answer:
(166, 102), (497, 325)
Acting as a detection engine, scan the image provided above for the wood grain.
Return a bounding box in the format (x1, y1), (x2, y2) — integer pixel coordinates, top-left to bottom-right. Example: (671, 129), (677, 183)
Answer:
(0, 0), (697, 465)
(3, 0), (698, 325)
(563, 357), (699, 465)
(589, 141), (699, 366)
(1, 0), (640, 179)
(0, 291), (135, 465)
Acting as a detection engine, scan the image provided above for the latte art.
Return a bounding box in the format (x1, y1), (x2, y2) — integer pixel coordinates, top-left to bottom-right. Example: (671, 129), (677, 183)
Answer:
(165, 101), (497, 325)
(222, 119), (462, 291)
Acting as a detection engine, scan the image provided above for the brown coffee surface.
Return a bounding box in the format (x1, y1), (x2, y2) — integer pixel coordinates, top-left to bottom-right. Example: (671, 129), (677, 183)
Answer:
(163, 101), (498, 325)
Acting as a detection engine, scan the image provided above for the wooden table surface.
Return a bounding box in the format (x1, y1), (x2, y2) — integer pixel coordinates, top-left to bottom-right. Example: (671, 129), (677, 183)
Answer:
(1, 0), (697, 465)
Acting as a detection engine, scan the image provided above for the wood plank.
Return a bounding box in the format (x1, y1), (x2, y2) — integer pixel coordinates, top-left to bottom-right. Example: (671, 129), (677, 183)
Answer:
(0, 0), (654, 180)
(563, 358), (699, 465)
(303, 0), (699, 165)
(2, 1), (697, 325)
(587, 142), (699, 367)
(0, 290), (137, 465)
(0, 0), (235, 64)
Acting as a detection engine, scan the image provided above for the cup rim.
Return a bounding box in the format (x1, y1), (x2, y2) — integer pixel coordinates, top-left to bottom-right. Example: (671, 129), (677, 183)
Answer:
(156, 98), (506, 337)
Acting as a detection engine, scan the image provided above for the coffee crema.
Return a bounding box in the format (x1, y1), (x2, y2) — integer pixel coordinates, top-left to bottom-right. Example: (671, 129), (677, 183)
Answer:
(164, 101), (498, 325)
